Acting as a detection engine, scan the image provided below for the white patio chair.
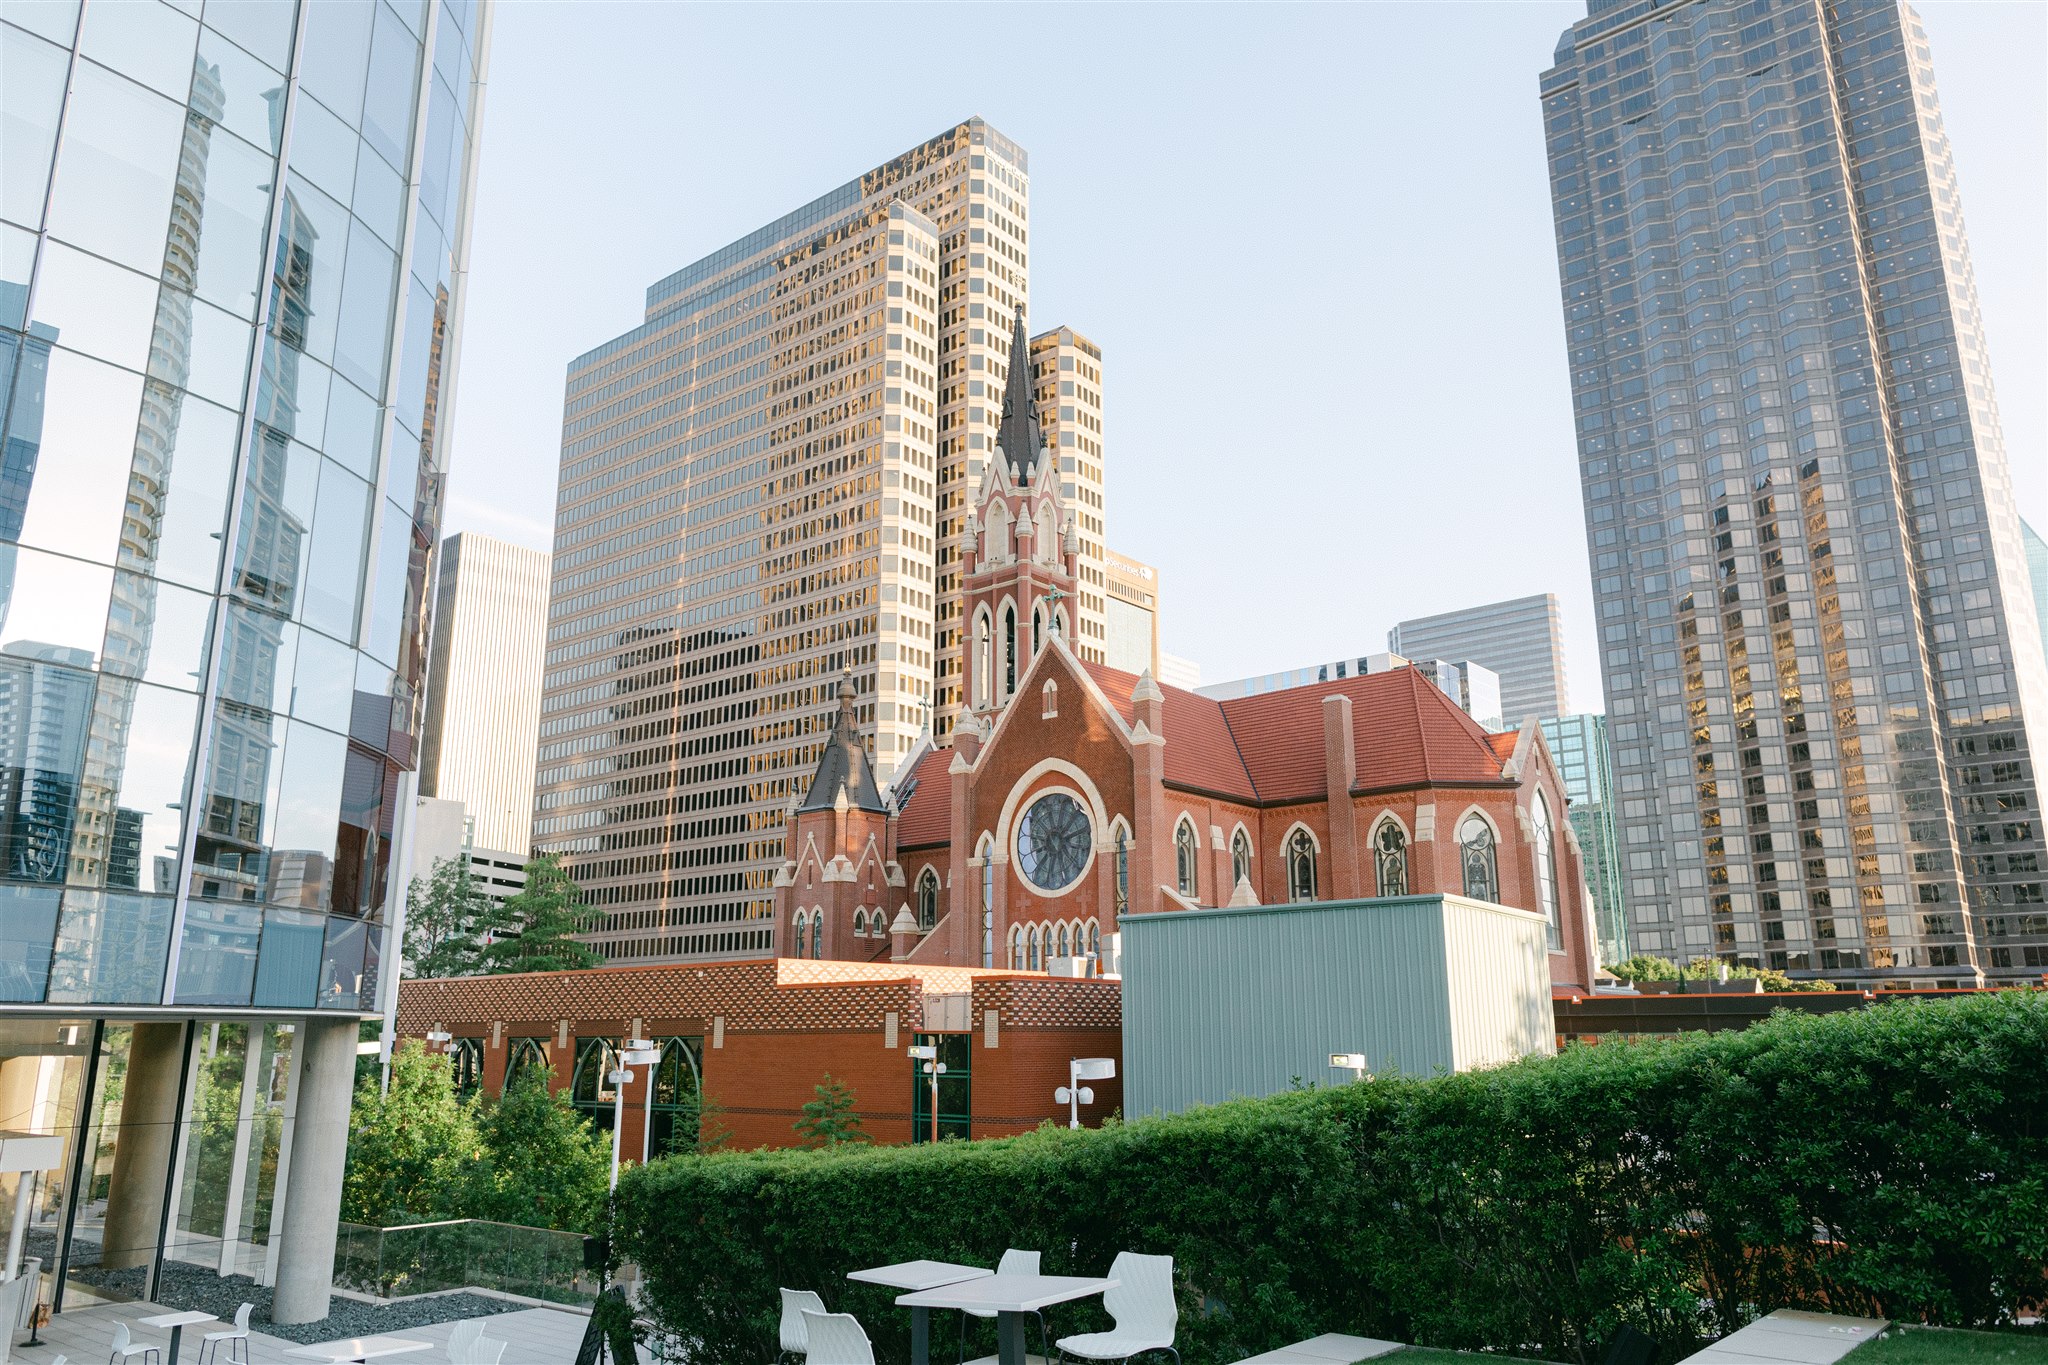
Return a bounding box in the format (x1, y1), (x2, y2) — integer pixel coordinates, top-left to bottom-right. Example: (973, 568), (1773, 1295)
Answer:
(779, 1287), (828, 1362)
(472, 1341), (506, 1365)
(800, 1309), (877, 1365)
(960, 1249), (1052, 1362)
(1054, 1252), (1178, 1363)
(198, 1302), (252, 1364)
(446, 1319), (484, 1363)
(108, 1322), (161, 1365)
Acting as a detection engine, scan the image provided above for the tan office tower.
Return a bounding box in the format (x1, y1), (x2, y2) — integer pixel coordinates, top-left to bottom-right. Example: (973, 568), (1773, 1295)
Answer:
(1104, 550), (1161, 678)
(537, 119), (1036, 962)
(420, 532), (550, 855)
(1030, 327), (1108, 661)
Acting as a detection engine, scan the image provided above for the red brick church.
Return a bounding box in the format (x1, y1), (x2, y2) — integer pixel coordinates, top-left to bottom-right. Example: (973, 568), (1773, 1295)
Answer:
(775, 312), (1601, 992)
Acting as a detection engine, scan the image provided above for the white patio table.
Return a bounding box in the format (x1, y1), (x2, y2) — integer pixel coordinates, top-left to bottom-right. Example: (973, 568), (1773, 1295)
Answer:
(897, 1273), (1118, 1365)
(136, 1309), (216, 1365)
(848, 1258), (992, 1365)
(283, 1335), (431, 1364)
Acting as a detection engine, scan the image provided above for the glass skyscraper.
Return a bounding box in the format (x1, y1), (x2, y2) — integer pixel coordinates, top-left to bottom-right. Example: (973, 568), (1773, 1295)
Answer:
(1542, 0), (2048, 985)
(1542, 713), (1628, 966)
(1, 0), (488, 1320)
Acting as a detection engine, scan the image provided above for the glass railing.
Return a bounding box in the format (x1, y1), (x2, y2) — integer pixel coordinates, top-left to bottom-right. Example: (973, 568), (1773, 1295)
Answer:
(333, 1219), (597, 1306)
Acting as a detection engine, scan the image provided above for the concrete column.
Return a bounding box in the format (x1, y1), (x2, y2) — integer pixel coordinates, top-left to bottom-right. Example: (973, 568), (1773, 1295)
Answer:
(101, 1022), (187, 1269)
(271, 1015), (358, 1324)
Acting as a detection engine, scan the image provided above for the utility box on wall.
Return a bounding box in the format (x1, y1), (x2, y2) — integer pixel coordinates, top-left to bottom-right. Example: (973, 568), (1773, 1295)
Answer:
(1120, 894), (1555, 1116)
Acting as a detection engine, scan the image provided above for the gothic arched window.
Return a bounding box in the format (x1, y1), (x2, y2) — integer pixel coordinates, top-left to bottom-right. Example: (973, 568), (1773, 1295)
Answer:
(1032, 605), (1043, 656)
(1175, 819), (1199, 900)
(1374, 820), (1409, 898)
(810, 909), (823, 960)
(1042, 679), (1058, 718)
(1533, 793), (1562, 950)
(916, 868), (940, 930)
(791, 910), (808, 958)
(1057, 923), (1070, 960)
(974, 612), (992, 709)
(504, 1037), (547, 1093)
(1087, 921), (1101, 959)
(1460, 814), (1498, 902)
(1287, 828), (1318, 902)
(1003, 606), (1018, 697)
(1009, 925), (1024, 968)
(1230, 828), (1253, 890)
(1114, 823), (1129, 916)
(1027, 926), (1041, 971)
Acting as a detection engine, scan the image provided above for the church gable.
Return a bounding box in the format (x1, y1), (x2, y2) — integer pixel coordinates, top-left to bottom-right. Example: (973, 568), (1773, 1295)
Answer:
(970, 638), (1138, 856)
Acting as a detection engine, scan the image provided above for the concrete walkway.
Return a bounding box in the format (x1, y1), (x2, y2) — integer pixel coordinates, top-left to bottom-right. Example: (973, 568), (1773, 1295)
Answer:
(1688, 1310), (1890, 1365)
(8, 1299), (634, 1365)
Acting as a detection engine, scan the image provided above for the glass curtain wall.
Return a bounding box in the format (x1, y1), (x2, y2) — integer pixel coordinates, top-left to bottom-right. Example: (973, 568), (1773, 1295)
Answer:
(0, 0), (491, 1009)
(164, 1020), (295, 1283)
(0, 1018), (91, 1315)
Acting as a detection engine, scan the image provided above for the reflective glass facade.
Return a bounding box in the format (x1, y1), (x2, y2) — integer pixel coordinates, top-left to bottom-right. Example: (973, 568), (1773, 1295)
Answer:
(538, 119), (1036, 962)
(1543, 0), (2048, 984)
(1542, 713), (1628, 965)
(0, 0), (491, 1010)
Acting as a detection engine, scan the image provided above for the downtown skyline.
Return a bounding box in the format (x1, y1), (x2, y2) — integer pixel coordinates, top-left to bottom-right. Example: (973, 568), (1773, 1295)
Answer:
(441, 2), (2045, 695)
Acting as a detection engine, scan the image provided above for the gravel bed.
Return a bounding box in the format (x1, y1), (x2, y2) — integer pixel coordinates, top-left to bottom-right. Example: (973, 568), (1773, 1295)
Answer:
(150, 1260), (532, 1344)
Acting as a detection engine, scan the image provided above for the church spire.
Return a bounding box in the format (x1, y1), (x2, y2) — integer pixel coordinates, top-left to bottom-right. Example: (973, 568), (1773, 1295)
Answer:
(993, 306), (1045, 480)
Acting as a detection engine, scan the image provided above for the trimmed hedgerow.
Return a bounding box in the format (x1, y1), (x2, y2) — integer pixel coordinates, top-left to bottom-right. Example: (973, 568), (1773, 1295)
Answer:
(613, 993), (2047, 1365)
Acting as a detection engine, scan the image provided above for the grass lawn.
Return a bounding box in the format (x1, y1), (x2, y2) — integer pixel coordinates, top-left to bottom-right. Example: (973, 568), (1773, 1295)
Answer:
(1844, 1328), (2048, 1365)
(1380, 1328), (2046, 1365)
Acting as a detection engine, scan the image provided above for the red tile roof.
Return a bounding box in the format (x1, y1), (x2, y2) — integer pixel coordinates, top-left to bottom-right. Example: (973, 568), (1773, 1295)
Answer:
(894, 746), (951, 849)
(1083, 662), (1510, 803)
(892, 664), (1512, 847)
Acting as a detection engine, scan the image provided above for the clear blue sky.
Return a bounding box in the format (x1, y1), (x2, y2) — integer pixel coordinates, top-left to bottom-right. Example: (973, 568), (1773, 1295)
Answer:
(446, 1), (2046, 702)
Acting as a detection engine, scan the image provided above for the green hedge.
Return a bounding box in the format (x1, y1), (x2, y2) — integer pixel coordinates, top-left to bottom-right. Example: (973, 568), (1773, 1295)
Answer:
(613, 993), (2048, 1365)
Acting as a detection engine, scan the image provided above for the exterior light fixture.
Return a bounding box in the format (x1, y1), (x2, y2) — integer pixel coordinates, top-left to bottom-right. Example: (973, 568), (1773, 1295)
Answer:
(425, 1027), (451, 1045)
(909, 1044), (946, 1142)
(608, 1040), (666, 1190)
(1056, 1057), (1115, 1129)
(1330, 1052), (1371, 1082)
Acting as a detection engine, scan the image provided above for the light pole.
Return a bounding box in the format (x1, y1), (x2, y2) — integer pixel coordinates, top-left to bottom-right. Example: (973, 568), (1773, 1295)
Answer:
(1329, 1052), (1371, 1084)
(1055, 1057), (1115, 1129)
(907, 1044), (946, 1144)
(609, 1038), (660, 1191)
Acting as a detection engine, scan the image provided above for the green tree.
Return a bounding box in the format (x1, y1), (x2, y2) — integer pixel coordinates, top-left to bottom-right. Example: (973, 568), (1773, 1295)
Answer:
(1610, 954), (1679, 982)
(342, 1041), (480, 1225)
(793, 1074), (870, 1148)
(479, 852), (603, 974)
(455, 1065), (613, 1234)
(403, 856), (500, 978)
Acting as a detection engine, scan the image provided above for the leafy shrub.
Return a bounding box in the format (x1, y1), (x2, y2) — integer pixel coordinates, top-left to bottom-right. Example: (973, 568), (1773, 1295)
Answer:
(613, 993), (2047, 1365)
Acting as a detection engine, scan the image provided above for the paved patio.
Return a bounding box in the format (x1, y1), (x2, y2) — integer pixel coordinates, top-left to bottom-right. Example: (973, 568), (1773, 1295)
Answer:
(7, 1298), (635, 1365)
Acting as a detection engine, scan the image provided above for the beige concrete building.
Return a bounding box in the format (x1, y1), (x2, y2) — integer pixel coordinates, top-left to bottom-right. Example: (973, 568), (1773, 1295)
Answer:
(420, 532), (550, 855)
(537, 119), (1068, 963)
(1029, 326), (1107, 661)
(1104, 549), (1160, 677)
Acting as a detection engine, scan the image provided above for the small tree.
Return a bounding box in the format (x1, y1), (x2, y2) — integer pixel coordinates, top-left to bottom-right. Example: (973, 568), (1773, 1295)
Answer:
(479, 852), (603, 974)
(455, 1065), (613, 1234)
(1610, 954), (1679, 983)
(793, 1074), (869, 1148)
(403, 856), (500, 978)
(343, 1041), (479, 1225)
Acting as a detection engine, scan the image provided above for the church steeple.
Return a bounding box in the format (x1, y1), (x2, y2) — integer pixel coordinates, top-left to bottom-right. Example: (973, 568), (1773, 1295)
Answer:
(961, 308), (1079, 716)
(993, 307), (1045, 480)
